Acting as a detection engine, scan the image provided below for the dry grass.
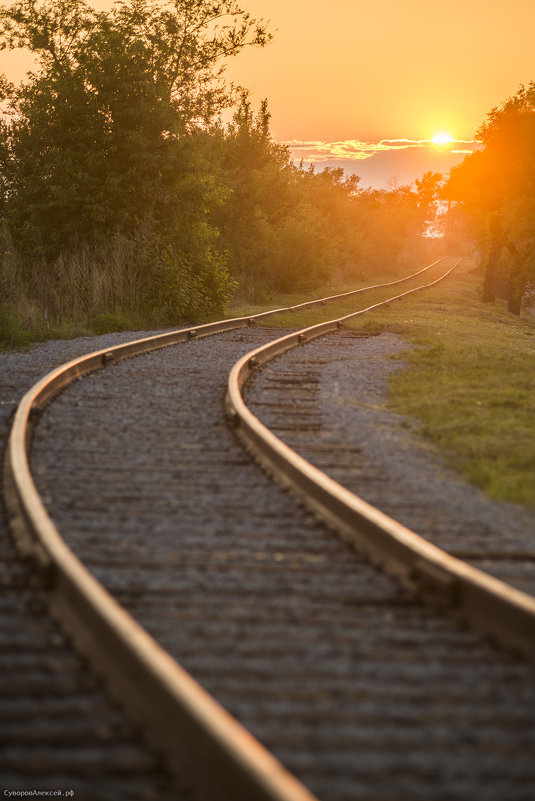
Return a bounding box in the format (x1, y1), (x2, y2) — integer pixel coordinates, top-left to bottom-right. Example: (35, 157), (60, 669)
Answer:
(1, 234), (149, 347)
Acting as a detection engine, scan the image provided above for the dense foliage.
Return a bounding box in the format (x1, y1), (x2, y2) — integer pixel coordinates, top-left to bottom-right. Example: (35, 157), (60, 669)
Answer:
(0, 0), (434, 345)
(201, 94), (434, 299)
(0, 0), (268, 331)
(445, 83), (535, 314)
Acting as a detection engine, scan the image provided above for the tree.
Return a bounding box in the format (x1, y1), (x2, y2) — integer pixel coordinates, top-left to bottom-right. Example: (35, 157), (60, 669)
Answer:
(204, 96), (431, 299)
(415, 170), (443, 222)
(0, 0), (269, 319)
(445, 83), (535, 314)
(203, 95), (338, 296)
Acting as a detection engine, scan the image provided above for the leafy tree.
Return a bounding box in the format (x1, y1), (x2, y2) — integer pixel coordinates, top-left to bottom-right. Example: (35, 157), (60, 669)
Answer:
(415, 170), (443, 225)
(0, 0), (269, 319)
(204, 95), (336, 296)
(445, 83), (535, 314)
(350, 183), (430, 275)
(200, 95), (432, 300)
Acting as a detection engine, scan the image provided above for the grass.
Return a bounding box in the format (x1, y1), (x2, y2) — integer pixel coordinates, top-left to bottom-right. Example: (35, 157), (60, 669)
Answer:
(0, 303), (144, 350)
(379, 265), (535, 509)
(229, 258), (454, 328)
(4, 249), (533, 509)
(0, 233), (216, 349)
(262, 257), (535, 509)
(0, 253), (446, 348)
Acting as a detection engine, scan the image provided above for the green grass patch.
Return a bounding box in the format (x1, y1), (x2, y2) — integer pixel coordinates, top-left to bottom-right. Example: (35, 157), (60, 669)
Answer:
(341, 259), (535, 509)
(227, 279), (368, 320)
(231, 259), (457, 329)
(0, 303), (36, 350)
(243, 255), (535, 508)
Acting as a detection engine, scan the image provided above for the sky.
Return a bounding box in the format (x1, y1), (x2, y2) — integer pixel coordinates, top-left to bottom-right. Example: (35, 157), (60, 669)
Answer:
(223, 0), (535, 187)
(2, 0), (535, 188)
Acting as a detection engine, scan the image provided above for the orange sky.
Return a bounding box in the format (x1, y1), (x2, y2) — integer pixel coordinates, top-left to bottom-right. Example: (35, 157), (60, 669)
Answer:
(226, 0), (535, 142)
(2, 0), (535, 186)
(225, 0), (535, 185)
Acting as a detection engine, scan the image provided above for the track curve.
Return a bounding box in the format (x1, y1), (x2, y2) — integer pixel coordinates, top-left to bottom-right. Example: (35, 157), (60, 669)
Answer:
(225, 257), (535, 659)
(4, 258), (535, 798)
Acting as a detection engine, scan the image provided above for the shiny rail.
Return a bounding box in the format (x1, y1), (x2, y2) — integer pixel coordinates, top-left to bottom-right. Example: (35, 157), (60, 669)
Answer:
(226, 257), (535, 662)
(1, 255), (474, 801)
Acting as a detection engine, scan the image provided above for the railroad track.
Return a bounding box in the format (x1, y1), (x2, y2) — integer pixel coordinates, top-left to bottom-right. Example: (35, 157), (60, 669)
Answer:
(3, 256), (535, 800)
(245, 331), (535, 598)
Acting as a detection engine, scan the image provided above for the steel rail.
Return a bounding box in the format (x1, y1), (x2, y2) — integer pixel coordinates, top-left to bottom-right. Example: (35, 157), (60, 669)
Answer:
(226, 257), (535, 662)
(3, 342), (321, 801)
(267, 255), (450, 313)
(0, 255), (463, 801)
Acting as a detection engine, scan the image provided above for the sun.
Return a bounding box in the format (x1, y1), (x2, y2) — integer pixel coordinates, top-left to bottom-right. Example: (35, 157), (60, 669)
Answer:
(431, 132), (455, 145)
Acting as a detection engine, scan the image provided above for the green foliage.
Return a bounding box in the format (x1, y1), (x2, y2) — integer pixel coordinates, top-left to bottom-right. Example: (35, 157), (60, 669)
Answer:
(345, 260), (535, 508)
(349, 184), (430, 274)
(201, 94), (431, 301)
(0, 0), (267, 325)
(203, 95), (332, 296)
(250, 257), (455, 329)
(0, 0), (436, 338)
(88, 310), (133, 335)
(0, 302), (35, 348)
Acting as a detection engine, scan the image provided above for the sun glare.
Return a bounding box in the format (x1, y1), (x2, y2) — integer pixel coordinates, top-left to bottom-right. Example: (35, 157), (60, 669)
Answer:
(431, 132), (455, 145)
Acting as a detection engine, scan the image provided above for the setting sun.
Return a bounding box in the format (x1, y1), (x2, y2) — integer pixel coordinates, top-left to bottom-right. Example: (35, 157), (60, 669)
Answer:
(431, 132), (455, 145)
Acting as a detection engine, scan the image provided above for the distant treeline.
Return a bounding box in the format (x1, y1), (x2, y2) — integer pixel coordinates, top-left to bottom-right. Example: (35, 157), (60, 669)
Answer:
(0, 0), (446, 345)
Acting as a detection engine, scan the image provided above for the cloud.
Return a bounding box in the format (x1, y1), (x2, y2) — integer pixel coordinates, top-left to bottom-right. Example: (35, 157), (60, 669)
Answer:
(281, 139), (480, 189)
(282, 137), (478, 164)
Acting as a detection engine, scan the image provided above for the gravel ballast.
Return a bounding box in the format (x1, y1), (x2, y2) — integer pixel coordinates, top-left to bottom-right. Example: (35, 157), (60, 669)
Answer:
(11, 324), (535, 801)
(1, 328), (194, 801)
(246, 329), (535, 594)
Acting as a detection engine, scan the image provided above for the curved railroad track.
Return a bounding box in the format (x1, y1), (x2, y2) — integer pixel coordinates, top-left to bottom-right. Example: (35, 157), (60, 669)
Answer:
(3, 256), (535, 801)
